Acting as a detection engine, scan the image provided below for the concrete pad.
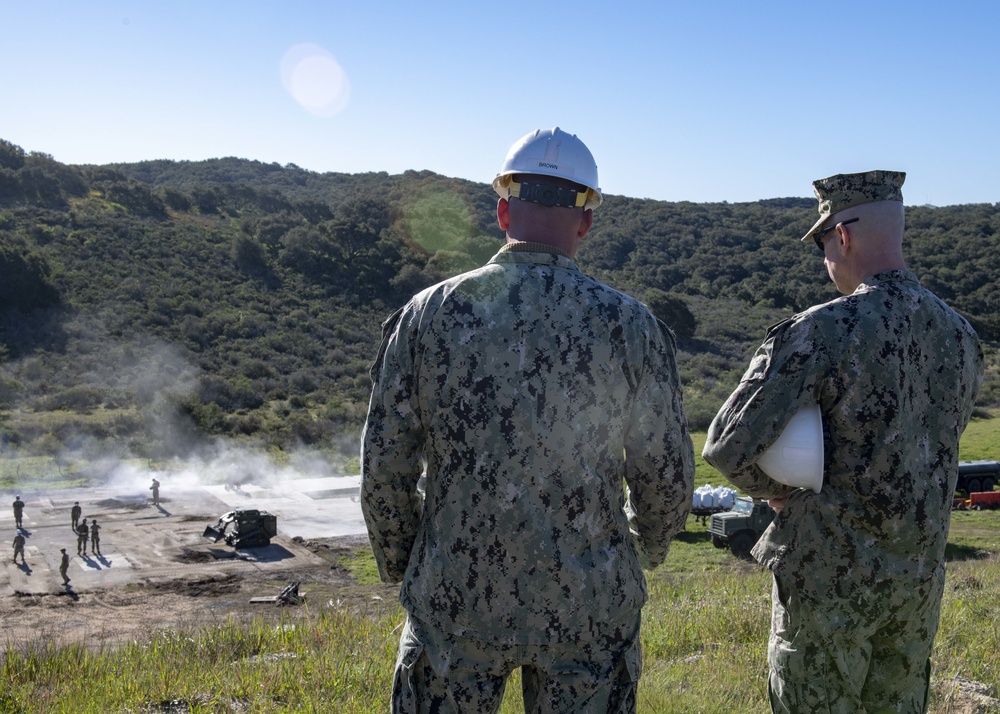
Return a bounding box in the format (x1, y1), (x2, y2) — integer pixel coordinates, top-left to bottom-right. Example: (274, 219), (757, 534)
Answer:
(1, 476), (366, 596)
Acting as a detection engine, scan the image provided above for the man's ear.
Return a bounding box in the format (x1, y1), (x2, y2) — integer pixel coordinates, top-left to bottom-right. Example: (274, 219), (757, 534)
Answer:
(836, 221), (853, 254)
(497, 198), (510, 231)
(577, 208), (594, 238)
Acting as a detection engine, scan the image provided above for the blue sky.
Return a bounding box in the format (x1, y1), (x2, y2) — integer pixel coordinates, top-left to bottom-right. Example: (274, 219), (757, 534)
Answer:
(2, 1), (998, 206)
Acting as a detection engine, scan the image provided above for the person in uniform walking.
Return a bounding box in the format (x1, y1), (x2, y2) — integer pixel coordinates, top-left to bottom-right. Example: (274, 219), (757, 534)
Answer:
(363, 127), (695, 713)
(59, 548), (71, 585)
(76, 518), (89, 556)
(702, 170), (984, 713)
(90, 519), (101, 556)
(12, 495), (24, 529)
(71, 501), (82, 530)
(13, 531), (26, 564)
(150, 478), (160, 506)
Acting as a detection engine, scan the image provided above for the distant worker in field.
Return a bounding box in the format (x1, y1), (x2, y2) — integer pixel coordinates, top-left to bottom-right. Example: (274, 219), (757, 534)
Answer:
(59, 548), (70, 585)
(90, 519), (101, 556)
(12, 495), (24, 529)
(150, 478), (160, 506)
(702, 170), (984, 712)
(13, 531), (26, 564)
(363, 127), (695, 713)
(76, 518), (89, 556)
(71, 501), (81, 530)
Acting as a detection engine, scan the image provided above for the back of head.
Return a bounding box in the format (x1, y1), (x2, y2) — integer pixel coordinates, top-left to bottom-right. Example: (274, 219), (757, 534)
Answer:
(840, 199), (905, 242)
(493, 128), (602, 252)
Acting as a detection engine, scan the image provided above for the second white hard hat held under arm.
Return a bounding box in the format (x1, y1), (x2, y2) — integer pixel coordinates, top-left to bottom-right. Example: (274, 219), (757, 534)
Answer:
(756, 404), (824, 494)
(493, 127), (603, 210)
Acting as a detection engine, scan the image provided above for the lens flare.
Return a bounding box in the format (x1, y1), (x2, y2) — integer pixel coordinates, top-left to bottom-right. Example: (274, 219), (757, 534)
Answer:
(280, 44), (351, 117)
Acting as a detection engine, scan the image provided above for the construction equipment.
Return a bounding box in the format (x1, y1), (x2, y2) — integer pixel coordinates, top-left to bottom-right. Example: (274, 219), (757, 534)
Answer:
(953, 490), (1000, 511)
(250, 582), (305, 606)
(203, 509), (277, 548)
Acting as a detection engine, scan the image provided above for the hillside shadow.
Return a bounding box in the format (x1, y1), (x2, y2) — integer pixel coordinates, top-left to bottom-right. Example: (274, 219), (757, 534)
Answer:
(0, 305), (69, 357)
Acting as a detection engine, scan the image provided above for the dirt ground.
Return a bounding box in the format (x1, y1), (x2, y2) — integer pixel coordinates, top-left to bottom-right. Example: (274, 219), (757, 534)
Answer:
(0, 534), (399, 651)
(1, 485), (397, 651)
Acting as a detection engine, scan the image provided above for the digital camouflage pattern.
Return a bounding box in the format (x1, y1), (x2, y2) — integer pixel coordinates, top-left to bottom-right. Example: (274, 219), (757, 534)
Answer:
(703, 269), (982, 593)
(801, 170), (906, 242)
(703, 269), (983, 710)
(391, 612), (642, 713)
(767, 567), (943, 713)
(362, 242), (694, 645)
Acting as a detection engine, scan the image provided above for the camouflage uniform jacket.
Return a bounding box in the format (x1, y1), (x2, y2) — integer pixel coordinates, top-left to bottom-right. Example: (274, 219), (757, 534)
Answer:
(362, 243), (694, 644)
(703, 270), (983, 601)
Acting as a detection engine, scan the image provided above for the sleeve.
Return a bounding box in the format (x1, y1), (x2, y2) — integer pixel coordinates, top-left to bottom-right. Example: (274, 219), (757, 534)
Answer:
(701, 315), (826, 499)
(360, 306), (426, 583)
(623, 318), (695, 569)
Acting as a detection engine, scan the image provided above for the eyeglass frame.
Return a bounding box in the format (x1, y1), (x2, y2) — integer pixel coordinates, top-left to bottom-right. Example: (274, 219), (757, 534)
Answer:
(814, 217), (860, 253)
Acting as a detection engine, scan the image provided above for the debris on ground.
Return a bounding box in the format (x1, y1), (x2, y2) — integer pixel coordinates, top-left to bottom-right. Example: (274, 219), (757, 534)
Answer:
(249, 582), (305, 606)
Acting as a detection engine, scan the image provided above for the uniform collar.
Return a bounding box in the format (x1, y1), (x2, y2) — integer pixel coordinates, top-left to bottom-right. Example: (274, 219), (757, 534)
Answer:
(498, 241), (571, 259)
(858, 269), (920, 291)
(488, 241), (579, 270)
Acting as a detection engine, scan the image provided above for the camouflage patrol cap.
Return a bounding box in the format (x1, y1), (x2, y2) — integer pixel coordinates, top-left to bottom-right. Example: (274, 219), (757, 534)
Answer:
(801, 170), (906, 242)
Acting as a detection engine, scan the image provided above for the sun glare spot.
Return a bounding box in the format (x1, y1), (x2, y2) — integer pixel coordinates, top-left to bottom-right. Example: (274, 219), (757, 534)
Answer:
(280, 44), (351, 117)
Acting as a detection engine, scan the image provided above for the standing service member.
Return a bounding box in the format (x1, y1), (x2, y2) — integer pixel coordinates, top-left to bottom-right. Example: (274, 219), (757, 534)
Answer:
(12, 495), (24, 529)
(76, 518), (89, 556)
(59, 548), (71, 586)
(13, 531), (26, 564)
(90, 519), (102, 556)
(702, 170), (984, 713)
(362, 127), (694, 714)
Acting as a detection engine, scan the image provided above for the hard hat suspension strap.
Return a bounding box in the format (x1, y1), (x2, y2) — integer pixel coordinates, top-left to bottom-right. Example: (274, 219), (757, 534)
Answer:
(508, 179), (588, 209)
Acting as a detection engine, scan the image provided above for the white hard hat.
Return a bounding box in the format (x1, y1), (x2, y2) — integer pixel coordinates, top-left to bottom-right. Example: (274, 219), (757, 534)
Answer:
(492, 127), (603, 210)
(756, 404), (824, 494)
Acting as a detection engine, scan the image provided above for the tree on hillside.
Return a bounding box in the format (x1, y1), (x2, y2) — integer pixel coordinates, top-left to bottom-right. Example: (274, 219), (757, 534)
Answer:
(0, 234), (60, 312)
(0, 139), (26, 170)
(644, 289), (697, 339)
(324, 197), (391, 269)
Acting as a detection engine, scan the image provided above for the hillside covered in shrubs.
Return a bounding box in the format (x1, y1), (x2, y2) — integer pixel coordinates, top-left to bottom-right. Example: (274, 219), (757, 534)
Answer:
(1, 137), (998, 461)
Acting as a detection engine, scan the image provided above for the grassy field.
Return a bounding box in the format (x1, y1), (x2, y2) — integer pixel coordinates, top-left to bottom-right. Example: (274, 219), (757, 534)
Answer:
(4, 516), (998, 713)
(2, 416), (999, 712)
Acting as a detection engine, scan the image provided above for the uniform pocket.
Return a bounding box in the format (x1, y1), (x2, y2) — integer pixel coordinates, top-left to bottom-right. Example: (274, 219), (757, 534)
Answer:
(606, 632), (643, 714)
(768, 631), (832, 713)
(767, 573), (833, 713)
(390, 618), (427, 714)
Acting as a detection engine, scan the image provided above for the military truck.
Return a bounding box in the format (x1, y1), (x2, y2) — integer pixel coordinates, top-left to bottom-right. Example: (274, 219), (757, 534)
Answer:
(956, 460), (999, 495)
(708, 496), (776, 560)
(203, 509), (278, 548)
